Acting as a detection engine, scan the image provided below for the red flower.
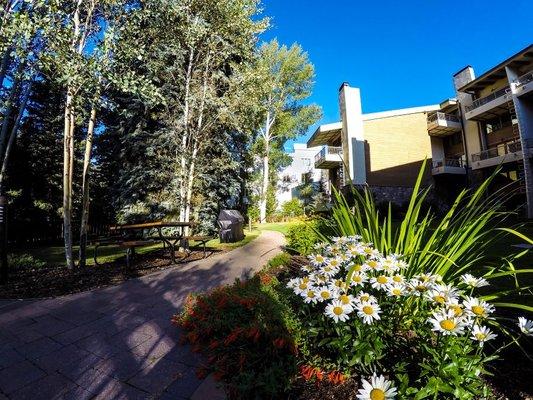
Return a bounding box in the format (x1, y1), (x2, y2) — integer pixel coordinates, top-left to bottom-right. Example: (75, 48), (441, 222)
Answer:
(314, 368), (324, 381)
(300, 365), (315, 381)
(208, 339), (219, 350)
(224, 327), (244, 346)
(273, 338), (285, 349)
(327, 371), (346, 385)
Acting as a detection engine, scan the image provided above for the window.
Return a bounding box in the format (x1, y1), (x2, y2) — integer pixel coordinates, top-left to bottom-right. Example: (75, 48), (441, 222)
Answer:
(302, 158), (311, 167)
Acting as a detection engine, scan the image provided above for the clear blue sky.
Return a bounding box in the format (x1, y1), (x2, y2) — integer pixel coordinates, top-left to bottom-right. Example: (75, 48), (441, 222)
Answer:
(259, 0), (533, 151)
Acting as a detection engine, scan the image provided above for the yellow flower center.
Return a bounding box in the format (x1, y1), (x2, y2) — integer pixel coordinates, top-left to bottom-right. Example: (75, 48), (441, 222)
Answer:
(339, 294), (350, 305)
(333, 306), (343, 316)
(368, 260), (377, 268)
(370, 388), (385, 400)
(392, 288), (401, 296)
(303, 277), (310, 283)
(306, 291), (315, 298)
(298, 283), (307, 290)
(440, 319), (456, 331)
(362, 306), (374, 315)
(353, 275), (362, 283)
(393, 275), (402, 283)
(475, 333), (486, 341)
(330, 260), (338, 266)
(360, 295), (370, 302)
(472, 305), (485, 316)
(433, 295), (446, 304)
(416, 285), (427, 292)
(377, 276), (388, 284)
(364, 247), (373, 254)
(316, 256), (324, 262)
(353, 264), (362, 272)
(451, 305), (463, 316)
(320, 291), (330, 299)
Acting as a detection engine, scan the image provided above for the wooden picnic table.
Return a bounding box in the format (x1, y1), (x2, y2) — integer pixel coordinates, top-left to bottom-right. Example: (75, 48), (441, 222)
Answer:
(109, 221), (196, 265)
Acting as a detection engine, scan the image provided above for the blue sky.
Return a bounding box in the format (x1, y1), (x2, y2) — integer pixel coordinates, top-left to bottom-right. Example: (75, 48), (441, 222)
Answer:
(260, 0), (533, 151)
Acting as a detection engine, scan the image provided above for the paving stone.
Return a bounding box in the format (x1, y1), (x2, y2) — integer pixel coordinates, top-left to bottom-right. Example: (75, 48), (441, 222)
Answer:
(53, 325), (96, 346)
(93, 350), (155, 381)
(128, 358), (186, 395)
(73, 368), (147, 399)
(162, 343), (203, 368)
(0, 360), (46, 394)
(189, 373), (225, 400)
(31, 315), (76, 336)
(51, 310), (105, 326)
(15, 337), (63, 360)
(34, 344), (90, 373)
(9, 373), (74, 400)
(161, 366), (203, 400)
(131, 336), (176, 360)
(55, 385), (94, 400)
(0, 346), (25, 369)
(58, 355), (103, 384)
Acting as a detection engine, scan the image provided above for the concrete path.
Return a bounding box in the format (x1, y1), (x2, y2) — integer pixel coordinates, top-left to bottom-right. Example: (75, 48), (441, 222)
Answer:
(0, 231), (285, 400)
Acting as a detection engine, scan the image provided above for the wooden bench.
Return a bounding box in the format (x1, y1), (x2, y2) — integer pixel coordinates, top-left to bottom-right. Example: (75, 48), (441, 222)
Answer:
(182, 235), (214, 258)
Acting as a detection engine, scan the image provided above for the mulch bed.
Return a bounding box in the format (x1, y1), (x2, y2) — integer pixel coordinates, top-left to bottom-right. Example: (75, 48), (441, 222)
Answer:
(0, 248), (220, 299)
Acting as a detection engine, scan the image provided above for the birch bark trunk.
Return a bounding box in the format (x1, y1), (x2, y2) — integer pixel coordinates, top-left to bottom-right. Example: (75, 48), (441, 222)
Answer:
(259, 112), (271, 223)
(78, 106), (96, 268)
(63, 91), (75, 269)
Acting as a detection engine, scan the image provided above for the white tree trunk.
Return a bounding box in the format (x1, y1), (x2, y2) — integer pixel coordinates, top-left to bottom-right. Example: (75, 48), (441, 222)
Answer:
(259, 111), (271, 224)
(78, 106), (96, 268)
(63, 91), (75, 269)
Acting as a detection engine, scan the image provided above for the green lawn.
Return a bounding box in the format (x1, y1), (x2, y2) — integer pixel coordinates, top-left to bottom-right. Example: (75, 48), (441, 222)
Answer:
(254, 221), (297, 236)
(11, 230), (262, 267)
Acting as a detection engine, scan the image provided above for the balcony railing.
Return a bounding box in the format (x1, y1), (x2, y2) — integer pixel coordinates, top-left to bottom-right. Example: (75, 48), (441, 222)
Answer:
(516, 70), (533, 87)
(315, 145), (342, 164)
(465, 86), (510, 113)
(427, 112), (460, 124)
(471, 139), (522, 162)
(432, 158), (464, 169)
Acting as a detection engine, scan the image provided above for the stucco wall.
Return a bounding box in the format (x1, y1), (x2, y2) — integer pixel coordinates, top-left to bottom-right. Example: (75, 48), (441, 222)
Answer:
(363, 112), (433, 187)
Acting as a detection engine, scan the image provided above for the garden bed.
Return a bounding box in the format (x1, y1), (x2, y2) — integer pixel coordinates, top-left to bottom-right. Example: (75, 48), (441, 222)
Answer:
(174, 252), (533, 400)
(0, 248), (218, 299)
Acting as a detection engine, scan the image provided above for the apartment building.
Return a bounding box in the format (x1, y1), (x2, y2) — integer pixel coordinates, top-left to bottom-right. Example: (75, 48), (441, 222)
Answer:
(309, 44), (533, 216)
(307, 84), (441, 205)
(276, 143), (324, 207)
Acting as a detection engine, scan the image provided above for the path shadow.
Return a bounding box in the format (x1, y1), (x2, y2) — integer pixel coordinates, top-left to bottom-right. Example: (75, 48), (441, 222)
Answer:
(0, 241), (266, 399)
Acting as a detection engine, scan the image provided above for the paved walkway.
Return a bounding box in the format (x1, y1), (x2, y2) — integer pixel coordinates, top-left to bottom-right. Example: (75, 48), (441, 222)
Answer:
(0, 231), (285, 400)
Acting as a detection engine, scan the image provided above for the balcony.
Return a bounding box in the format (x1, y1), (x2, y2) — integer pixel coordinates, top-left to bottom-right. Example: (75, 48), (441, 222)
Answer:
(431, 158), (466, 175)
(464, 86), (512, 121)
(427, 112), (462, 137)
(315, 146), (343, 169)
(470, 138), (533, 170)
(514, 70), (533, 98)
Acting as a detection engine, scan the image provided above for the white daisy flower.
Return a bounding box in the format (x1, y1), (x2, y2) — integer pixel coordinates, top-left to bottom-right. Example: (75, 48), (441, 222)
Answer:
(408, 278), (433, 296)
(356, 374), (397, 400)
(364, 259), (382, 272)
(370, 274), (391, 291)
(446, 299), (465, 317)
(328, 279), (348, 293)
(336, 293), (357, 308)
(301, 264), (314, 273)
(362, 245), (380, 259)
(386, 283), (406, 297)
(324, 300), (352, 322)
(293, 278), (311, 295)
(356, 301), (381, 325)
(426, 285), (459, 305)
(349, 272), (368, 287)
(463, 296), (495, 319)
(460, 273), (489, 288)
(518, 317), (533, 336)
(428, 309), (467, 336)
(301, 288), (319, 304)
(308, 253), (326, 266)
(316, 286), (334, 302)
(356, 292), (377, 304)
(311, 273), (328, 286)
(471, 325), (497, 346)
(391, 274), (405, 284)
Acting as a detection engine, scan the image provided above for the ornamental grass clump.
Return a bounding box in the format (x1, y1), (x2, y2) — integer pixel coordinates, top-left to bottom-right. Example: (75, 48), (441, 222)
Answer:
(288, 236), (533, 399)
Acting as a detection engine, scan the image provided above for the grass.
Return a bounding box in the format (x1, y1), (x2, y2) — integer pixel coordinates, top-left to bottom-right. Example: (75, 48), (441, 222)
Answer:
(11, 229), (262, 267)
(254, 221), (298, 236)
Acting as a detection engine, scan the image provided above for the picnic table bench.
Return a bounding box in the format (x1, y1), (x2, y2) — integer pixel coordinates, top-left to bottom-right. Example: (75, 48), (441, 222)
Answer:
(92, 221), (214, 268)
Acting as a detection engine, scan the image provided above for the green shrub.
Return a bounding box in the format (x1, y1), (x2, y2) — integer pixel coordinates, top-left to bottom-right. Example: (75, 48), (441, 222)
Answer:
(174, 272), (301, 399)
(8, 253), (46, 269)
(286, 220), (320, 255)
(281, 199), (304, 219)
